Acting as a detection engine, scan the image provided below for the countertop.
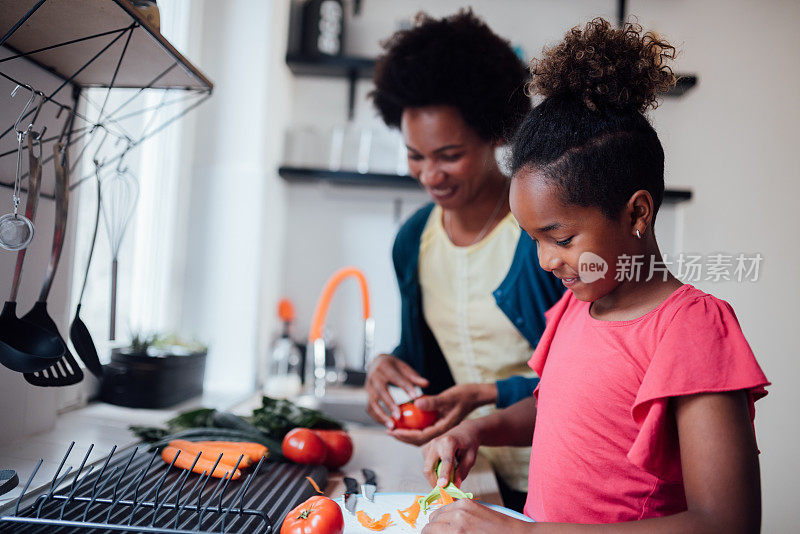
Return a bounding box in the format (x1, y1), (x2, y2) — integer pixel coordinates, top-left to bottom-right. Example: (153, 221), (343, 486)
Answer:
(0, 389), (502, 509)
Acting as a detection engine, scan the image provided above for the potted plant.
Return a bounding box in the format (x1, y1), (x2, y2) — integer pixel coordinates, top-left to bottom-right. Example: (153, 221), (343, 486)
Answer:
(101, 332), (209, 409)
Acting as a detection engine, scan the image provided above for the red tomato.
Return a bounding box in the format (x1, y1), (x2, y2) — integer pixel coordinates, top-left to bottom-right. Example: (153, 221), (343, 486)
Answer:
(282, 428), (327, 465)
(312, 429), (353, 469)
(281, 495), (344, 534)
(392, 399), (439, 430)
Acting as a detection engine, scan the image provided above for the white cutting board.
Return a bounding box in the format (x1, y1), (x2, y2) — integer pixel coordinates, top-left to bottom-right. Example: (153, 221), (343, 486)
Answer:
(337, 492), (532, 533)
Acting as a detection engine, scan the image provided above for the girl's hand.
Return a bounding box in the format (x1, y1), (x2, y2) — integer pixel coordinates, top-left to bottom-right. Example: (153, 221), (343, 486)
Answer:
(365, 354), (429, 428)
(422, 499), (533, 534)
(421, 420), (481, 488)
(389, 383), (497, 446)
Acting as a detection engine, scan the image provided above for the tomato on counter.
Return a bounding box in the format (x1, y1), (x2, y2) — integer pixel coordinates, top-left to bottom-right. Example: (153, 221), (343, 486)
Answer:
(281, 495), (344, 534)
(312, 429), (353, 469)
(282, 428), (328, 465)
(392, 399), (439, 430)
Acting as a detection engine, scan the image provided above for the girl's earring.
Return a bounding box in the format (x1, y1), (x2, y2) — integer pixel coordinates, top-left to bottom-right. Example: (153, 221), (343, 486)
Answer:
(635, 229), (642, 239)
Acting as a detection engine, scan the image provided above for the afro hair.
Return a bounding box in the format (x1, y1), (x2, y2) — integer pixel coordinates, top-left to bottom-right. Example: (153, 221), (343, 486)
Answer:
(370, 9), (530, 143)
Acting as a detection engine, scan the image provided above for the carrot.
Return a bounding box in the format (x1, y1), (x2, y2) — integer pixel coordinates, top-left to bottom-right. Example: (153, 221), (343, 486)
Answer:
(356, 511), (394, 531)
(161, 446), (242, 479)
(194, 440), (269, 460)
(305, 476), (324, 494)
(439, 486), (454, 505)
(398, 495), (423, 528)
(168, 440), (252, 468)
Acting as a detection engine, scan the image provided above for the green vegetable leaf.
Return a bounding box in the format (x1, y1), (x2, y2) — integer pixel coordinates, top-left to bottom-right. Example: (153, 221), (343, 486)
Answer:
(166, 408), (215, 431)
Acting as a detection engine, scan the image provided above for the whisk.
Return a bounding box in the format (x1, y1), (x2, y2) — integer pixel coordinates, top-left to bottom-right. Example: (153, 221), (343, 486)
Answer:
(101, 151), (139, 341)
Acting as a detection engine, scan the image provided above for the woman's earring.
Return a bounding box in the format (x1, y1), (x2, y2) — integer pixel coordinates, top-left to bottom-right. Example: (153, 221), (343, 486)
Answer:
(636, 229), (642, 239)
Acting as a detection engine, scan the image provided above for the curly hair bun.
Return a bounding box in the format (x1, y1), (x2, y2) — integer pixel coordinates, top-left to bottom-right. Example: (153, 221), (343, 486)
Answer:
(531, 18), (677, 113)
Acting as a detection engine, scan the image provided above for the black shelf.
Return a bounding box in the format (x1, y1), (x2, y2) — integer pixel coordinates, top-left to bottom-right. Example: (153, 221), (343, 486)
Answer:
(278, 166), (693, 203)
(285, 53), (375, 79)
(666, 74), (698, 97)
(279, 166), (418, 189)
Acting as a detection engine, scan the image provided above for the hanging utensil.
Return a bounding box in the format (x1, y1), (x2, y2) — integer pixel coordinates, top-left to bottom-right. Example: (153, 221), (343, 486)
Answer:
(69, 132), (108, 377)
(23, 141), (85, 386)
(101, 146), (138, 341)
(69, 179), (102, 378)
(0, 132), (65, 373)
(0, 86), (40, 251)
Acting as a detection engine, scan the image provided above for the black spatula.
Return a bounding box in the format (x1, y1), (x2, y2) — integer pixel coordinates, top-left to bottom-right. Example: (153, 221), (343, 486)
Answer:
(69, 160), (103, 377)
(23, 142), (85, 386)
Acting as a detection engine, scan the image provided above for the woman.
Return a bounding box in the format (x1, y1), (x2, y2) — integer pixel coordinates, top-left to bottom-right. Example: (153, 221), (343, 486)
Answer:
(365, 10), (564, 510)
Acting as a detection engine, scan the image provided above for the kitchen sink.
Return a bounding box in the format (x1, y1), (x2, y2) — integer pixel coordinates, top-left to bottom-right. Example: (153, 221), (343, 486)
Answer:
(295, 386), (380, 427)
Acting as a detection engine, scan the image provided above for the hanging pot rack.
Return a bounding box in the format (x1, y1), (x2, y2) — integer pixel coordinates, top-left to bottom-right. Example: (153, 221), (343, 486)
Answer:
(0, 0), (214, 199)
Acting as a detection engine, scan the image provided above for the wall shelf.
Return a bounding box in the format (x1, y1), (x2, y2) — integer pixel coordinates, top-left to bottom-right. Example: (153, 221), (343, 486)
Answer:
(1, 0), (213, 91)
(285, 53), (374, 79)
(669, 74), (698, 97)
(279, 166), (417, 189)
(278, 166), (693, 203)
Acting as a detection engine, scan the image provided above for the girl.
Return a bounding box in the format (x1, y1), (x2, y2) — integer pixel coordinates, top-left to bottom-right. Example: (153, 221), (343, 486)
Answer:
(421, 18), (769, 532)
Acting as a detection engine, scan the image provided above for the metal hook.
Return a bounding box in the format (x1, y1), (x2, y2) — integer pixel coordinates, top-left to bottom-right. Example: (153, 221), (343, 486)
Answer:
(11, 84), (37, 137)
(26, 90), (46, 138)
(115, 136), (135, 173)
(57, 105), (74, 145)
(92, 124), (111, 168)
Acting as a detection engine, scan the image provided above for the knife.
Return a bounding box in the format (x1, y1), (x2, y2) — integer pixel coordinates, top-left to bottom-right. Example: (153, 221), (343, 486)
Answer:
(361, 468), (377, 502)
(343, 476), (359, 514)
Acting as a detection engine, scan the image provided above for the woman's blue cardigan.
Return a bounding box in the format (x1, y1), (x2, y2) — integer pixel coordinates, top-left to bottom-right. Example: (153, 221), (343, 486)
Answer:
(389, 203), (565, 408)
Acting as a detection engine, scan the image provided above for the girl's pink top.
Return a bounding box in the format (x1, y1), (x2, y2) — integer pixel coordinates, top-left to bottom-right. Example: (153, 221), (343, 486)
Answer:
(524, 284), (769, 523)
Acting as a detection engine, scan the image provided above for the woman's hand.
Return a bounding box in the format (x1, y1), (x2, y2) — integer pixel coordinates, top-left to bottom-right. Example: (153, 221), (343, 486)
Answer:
(389, 383), (497, 446)
(421, 420), (482, 488)
(422, 499), (533, 534)
(365, 353), (429, 427)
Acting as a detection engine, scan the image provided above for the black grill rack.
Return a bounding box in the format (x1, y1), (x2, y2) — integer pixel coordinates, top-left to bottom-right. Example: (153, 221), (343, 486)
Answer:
(0, 440), (328, 533)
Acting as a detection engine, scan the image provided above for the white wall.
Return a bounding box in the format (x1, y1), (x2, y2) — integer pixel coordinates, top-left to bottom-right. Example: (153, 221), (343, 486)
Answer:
(630, 1), (800, 530)
(178, 0), (292, 394)
(276, 0), (800, 530)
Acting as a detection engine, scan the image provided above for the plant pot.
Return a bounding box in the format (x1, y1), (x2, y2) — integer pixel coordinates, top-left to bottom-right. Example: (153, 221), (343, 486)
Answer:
(100, 348), (207, 408)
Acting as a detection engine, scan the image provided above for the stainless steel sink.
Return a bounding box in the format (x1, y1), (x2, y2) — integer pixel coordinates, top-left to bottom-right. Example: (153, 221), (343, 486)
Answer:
(295, 387), (380, 427)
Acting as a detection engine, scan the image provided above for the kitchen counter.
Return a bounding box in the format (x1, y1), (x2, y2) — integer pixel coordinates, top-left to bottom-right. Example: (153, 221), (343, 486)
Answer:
(0, 389), (503, 511)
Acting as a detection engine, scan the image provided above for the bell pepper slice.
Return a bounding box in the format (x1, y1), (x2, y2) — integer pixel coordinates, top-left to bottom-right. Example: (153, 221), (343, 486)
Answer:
(398, 495), (423, 527)
(356, 511), (394, 531)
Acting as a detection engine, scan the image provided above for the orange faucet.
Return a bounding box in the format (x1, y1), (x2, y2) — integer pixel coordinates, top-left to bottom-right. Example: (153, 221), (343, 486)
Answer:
(307, 267), (374, 396)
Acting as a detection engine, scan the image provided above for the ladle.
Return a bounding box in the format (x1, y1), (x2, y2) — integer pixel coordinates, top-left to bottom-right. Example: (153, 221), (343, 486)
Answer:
(23, 141), (85, 386)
